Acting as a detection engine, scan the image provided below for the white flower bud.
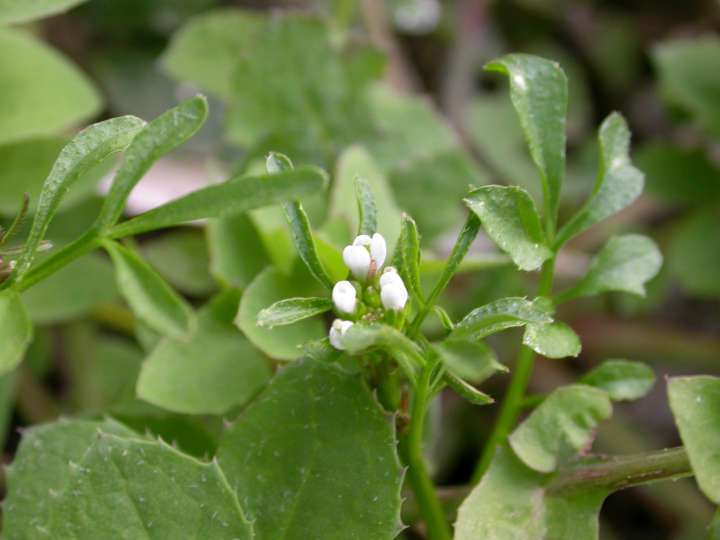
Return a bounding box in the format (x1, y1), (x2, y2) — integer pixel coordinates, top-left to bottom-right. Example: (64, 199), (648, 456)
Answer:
(343, 245), (371, 280)
(332, 281), (357, 314)
(352, 234), (372, 248)
(381, 279), (408, 311)
(380, 266), (403, 288)
(370, 233), (387, 270)
(329, 319), (354, 350)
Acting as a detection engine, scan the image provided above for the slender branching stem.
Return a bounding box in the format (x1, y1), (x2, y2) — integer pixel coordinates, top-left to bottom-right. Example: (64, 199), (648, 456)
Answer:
(400, 363), (452, 540)
(472, 256), (556, 482)
(548, 447), (692, 493)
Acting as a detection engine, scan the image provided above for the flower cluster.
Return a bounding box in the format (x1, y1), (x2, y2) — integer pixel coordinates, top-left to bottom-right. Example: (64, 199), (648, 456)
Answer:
(329, 233), (409, 350)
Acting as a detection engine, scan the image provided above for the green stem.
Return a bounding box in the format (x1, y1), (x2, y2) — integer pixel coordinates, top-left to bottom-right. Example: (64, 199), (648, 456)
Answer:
(400, 365), (452, 540)
(548, 447), (691, 493)
(408, 214), (480, 338)
(472, 256), (556, 482)
(12, 231), (99, 292)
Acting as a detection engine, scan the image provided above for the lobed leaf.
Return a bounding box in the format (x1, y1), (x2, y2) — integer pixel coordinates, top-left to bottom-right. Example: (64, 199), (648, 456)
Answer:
(217, 358), (403, 540)
(0, 0), (87, 24)
(10, 116), (145, 283)
(509, 385), (612, 473)
(557, 234), (662, 302)
(0, 290), (32, 374)
(109, 166), (328, 239)
(484, 54), (568, 223)
(96, 96), (208, 230)
(104, 240), (195, 338)
(450, 297), (553, 342)
(555, 113), (644, 248)
(137, 290), (270, 415)
(0, 28), (101, 145)
(580, 359), (655, 401)
(455, 447), (606, 540)
(257, 297), (333, 328)
(522, 321), (581, 359)
(668, 376), (720, 503)
(465, 185), (552, 271)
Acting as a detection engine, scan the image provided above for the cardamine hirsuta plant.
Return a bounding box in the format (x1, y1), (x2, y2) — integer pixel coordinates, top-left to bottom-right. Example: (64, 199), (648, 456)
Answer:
(1, 53), (719, 540)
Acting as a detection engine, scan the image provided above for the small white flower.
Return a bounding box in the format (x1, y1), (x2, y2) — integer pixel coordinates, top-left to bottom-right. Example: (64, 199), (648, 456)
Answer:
(329, 319), (354, 350)
(343, 245), (371, 280)
(380, 266), (403, 288)
(344, 233), (387, 280)
(381, 278), (408, 311)
(332, 281), (357, 314)
(370, 233), (387, 270)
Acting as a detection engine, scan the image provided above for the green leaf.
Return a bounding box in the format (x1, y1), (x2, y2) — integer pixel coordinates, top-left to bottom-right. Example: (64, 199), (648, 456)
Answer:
(580, 359), (655, 401)
(455, 447), (606, 540)
(432, 340), (506, 384)
(331, 145), (402, 252)
(450, 297), (554, 342)
(265, 152), (334, 290)
(20, 253), (117, 323)
(394, 213), (422, 301)
(555, 113), (644, 248)
(217, 358), (402, 540)
(669, 209), (720, 298)
(104, 240), (195, 338)
(355, 176), (377, 236)
(109, 166), (329, 239)
(97, 96), (208, 230)
(63, 327), (144, 412)
(7, 420), (253, 538)
(3, 418), (137, 536)
(557, 234), (662, 301)
(137, 290), (270, 415)
(0, 0), (87, 24)
(443, 370), (494, 406)
(207, 212), (270, 289)
(10, 116), (145, 282)
(485, 54), (568, 222)
(258, 297), (333, 328)
(236, 266), (326, 360)
(283, 200), (334, 290)
(668, 376), (720, 503)
(509, 384), (612, 473)
(464, 185), (551, 271)
(224, 15), (378, 152)
(653, 36), (720, 136)
(55, 434), (252, 538)
(0, 290), (32, 374)
(163, 9), (266, 99)
(522, 321), (581, 359)
(0, 137), (110, 216)
(141, 229), (215, 297)
(0, 28), (101, 145)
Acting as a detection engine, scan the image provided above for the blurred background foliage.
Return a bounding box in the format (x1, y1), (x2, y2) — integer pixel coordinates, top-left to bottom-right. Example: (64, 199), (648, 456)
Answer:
(0, 0), (719, 538)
